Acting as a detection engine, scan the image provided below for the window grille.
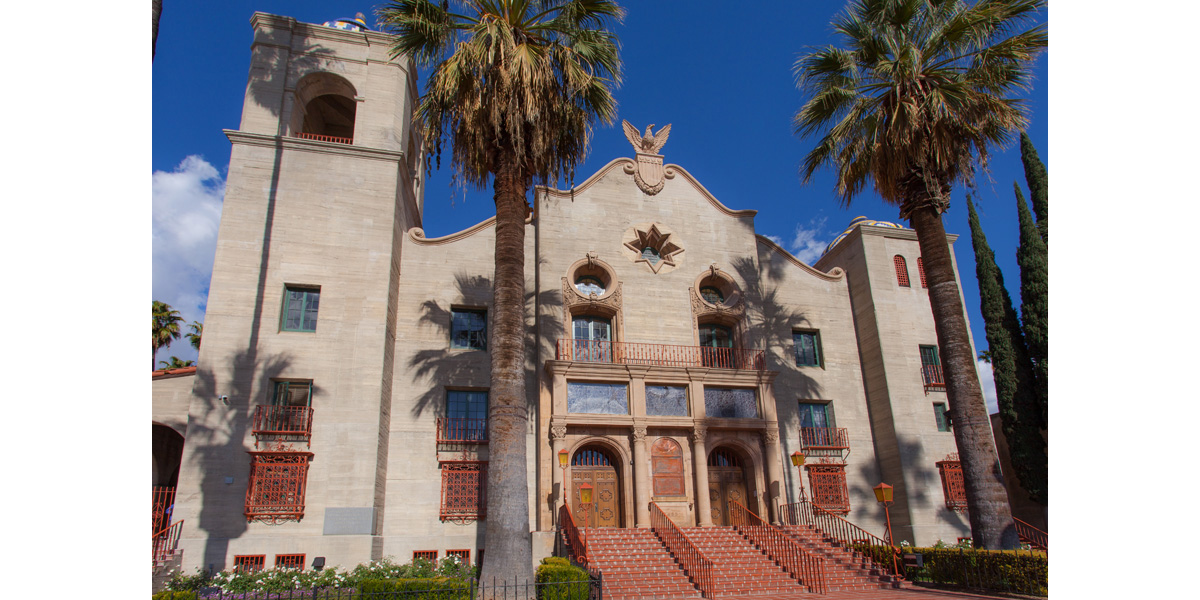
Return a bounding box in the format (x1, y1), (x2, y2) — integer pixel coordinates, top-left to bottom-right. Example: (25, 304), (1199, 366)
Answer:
(414, 550), (438, 563)
(894, 256), (910, 287)
(447, 549), (470, 564)
(244, 452), (312, 522)
(807, 464), (850, 514)
(937, 458), (967, 510)
(571, 448), (613, 467)
(917, 257), (927, 288)
(708, 448), (742, 467)
(440, 461), (487, 521)
(275, 554), (305, 570)
(234, 555), (265, 572)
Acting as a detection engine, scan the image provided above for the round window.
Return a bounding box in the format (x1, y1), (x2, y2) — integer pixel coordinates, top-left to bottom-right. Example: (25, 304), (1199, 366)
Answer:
(700, 286), (724, 305)
(575, 275), (606, 296)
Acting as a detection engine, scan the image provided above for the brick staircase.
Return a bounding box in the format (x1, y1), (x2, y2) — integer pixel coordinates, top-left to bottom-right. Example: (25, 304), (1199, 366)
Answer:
(679, 527), (810, 596)
(581, 527), (703, 600)
(778, 524), (902, 591)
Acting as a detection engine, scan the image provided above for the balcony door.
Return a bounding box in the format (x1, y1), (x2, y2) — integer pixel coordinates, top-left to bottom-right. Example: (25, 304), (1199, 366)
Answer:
(699, 323), (734, 368)
(572, 316), (612, 363)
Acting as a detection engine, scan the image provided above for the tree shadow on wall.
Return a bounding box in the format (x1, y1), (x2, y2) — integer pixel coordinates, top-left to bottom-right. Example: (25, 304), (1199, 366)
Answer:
(187, 348), (295, 572)
(405, 271), (563, 419)
(246, 37), (335, 123)
(847, 435), (969, 542)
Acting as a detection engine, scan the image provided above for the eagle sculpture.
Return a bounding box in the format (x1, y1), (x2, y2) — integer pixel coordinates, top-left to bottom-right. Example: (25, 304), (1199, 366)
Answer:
(622, 120), (671, 154)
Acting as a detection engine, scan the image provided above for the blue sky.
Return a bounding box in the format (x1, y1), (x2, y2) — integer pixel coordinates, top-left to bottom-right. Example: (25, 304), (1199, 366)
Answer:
(151, 1), (1048, 411)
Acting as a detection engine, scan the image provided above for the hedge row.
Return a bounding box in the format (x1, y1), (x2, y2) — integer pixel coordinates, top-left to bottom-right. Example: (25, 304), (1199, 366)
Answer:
(850, 544), (1047, 596)
(535, 558), (590, 600)
(152, 593), (198, 600)
(357, 577), (473, 600)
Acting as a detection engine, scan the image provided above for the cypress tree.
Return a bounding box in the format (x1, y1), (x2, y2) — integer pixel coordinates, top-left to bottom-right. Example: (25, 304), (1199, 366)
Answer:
(1020, 132), (1048, 243)
(967, 199), (1046, 503)
(1016, 184), (1049, 427)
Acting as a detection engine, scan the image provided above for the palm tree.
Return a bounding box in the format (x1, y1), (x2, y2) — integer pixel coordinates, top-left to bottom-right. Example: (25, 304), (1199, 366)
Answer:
(186, 321), (203, 351)
(377, 0), (623, 583)
(152, 0), (162, 60)
(794, 0), (1045, 549)
(158, 357), (195, 370)
(153, 300), (185, 370)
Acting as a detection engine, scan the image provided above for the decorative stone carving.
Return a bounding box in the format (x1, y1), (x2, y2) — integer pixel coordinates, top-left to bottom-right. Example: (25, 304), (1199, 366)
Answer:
(621, 121), (675, 195)
(550, 425), (567, 440)
(763, 429), (779, 444)
(622, 223), (684, 274)
(690, 427), (707, 444)
(562, 277), (624, 311)
(631, 426), (647, 443)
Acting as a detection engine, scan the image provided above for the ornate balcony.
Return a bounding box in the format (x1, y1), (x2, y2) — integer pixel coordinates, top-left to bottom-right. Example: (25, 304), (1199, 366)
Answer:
(799, 427), (849, 450)
(437, 417), (488, 444)
(921, 365), (946, 393)
(555, 339), (765, 370)
(252, 405), (314, 444)
(293, 132), (352, 145)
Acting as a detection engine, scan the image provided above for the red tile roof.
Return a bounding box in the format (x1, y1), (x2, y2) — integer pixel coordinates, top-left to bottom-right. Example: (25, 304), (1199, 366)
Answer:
(152, 366), (197, 379)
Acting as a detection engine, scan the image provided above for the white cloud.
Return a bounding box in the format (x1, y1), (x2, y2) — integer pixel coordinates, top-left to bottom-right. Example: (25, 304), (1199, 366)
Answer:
(976, 358), (998, 415)
(763, 234), (784, 246)
(789, 217), (830, 264)
(152, 156), (225, 367)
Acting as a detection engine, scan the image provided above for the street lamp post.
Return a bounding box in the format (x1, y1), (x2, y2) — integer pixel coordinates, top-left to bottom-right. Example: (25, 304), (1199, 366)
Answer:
(873, 482), (900, 579)
(790, 451), (807, 502)
(558, 449), (569, 516)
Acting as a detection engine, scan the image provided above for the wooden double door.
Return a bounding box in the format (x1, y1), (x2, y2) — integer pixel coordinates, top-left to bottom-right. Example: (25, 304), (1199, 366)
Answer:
(708, 466), (748, 526)
(572, 466), (621, 528)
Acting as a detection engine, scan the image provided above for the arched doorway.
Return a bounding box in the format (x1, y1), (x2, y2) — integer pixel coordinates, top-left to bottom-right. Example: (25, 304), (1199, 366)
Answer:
(571, 445), (622, 528)
(707, 447), (748, 526)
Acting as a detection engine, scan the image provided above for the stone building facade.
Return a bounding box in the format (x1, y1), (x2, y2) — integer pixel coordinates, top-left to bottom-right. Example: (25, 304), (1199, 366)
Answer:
(152, 12), (992, 574)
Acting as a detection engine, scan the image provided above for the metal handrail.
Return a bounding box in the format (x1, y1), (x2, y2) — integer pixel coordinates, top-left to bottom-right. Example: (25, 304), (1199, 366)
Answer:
(293, 132), (353, 144)
(799, 427), (850, 449)
(556, 338), (765, 371)
(152, 486), (176, 535)
(251, 405), (314, 437)
(558, 504), (591, 568)
(922, 365), (946, 390)
(152, 519), (184, 565)
(436, 417), (488, 443)
(780, 499), (902, 580)
(729, 500), (827, 594)
(649, 502), (715, 598)
(1013, 517), (1047, 550)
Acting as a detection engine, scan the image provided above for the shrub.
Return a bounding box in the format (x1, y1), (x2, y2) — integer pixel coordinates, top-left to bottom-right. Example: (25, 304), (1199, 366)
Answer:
(902, 547), (1047, 596)
(165, 568), (214, 591)
(153, 592), (198, 600)
(540, 557), (570, 567)
(535, 563), (590, 600)
(358, 577), (473, 600)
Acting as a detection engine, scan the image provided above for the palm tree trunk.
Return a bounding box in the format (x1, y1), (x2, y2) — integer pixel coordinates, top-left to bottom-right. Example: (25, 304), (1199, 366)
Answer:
(152, 0), (162, 60)
(480, 151), (534, 586)
(908, 205), (1019, 550)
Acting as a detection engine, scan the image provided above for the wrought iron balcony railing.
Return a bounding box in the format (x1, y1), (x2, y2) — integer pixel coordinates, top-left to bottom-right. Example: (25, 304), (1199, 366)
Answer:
(437, 417), (488, 444)
(252, 405), (314, 439)
(921, 364), (946, 392)
(799, 427), (850, 450)
(555, 338), (765, 370)
(294, 132), (353, 145)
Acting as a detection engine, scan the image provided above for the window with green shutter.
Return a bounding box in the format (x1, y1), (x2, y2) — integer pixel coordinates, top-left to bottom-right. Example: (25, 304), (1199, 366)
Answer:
(934, 402), (951, 432)
(282, 286), (320, 332)
(793, 331), (822, 367)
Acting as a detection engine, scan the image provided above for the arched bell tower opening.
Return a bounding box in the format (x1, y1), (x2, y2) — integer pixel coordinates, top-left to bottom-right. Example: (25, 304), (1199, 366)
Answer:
(288, 72), (358, 143)
(570, 444), (624, 528)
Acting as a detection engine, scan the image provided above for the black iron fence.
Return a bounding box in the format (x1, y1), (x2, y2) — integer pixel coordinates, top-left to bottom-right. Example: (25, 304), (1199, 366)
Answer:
(172, 574), (603, 600)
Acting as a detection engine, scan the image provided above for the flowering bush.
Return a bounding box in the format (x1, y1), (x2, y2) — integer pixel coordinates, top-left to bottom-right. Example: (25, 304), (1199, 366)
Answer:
(164, 556), (477, 597)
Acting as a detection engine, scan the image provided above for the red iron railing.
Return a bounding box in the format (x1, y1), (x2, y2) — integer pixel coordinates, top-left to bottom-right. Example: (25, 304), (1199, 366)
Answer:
(649, 502), (715, 597)
(922, 365), (946, 392)
(440, 461), (487, 521)
(152, 519), (183, 565)
(729, 500), (826, 594)
(1014, 517), (1047, 551)
(558, 504), (591, 568)
(437, 417), (488, 443)
(780, 499), (901, 581)
(800, 427), (849, 449)
(252, 405), (314, 445)
(556, 339), (764, 370)
(244, 452), (312, 521)
(152, 486), (176, 535)
(294, 132), (352, 144)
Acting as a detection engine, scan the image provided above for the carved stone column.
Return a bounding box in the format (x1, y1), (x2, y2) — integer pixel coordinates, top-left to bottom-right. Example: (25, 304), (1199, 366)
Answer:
(691, 427), (713, 527)
(631, 426), (651, 527)
(551, 425), (568, 523)
(762, 426), (785, 525)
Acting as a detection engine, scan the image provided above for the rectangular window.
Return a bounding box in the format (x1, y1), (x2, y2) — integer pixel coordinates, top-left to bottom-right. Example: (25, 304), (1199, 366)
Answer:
(646, 385), (689, 416)
(440, 461), (487, 521)
(793, 331), (822, 367)
(447, 549), (470, 564)
(920, 345), (941, 367)
(798, 402), (830, 429)
(920, 345), (944, 388)
(451, 308), (487, 350)
(934, 403), (952, 432)
(937, 459), (967, 510)
(917, 257), (928, 288)
(703, 387), (758, 419)
(807, 464), (850, 514)
(567, 382), (629, 414)
(244, 452), (312, 521)
(275, 554), (305, 570)
(443, 390), (488, 442)
(282, 286), (320, 332)
(272, 380), (313, 407)
(414, 550), (439, 563)
(234, 555), (266, 573)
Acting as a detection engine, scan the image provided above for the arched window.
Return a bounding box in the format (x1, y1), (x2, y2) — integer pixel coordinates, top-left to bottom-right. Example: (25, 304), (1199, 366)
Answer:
(290, 72), (358, 144)
(651, 438), (685, 497)
(917, 257), (927, 288)
(894, 255), (910, 287)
